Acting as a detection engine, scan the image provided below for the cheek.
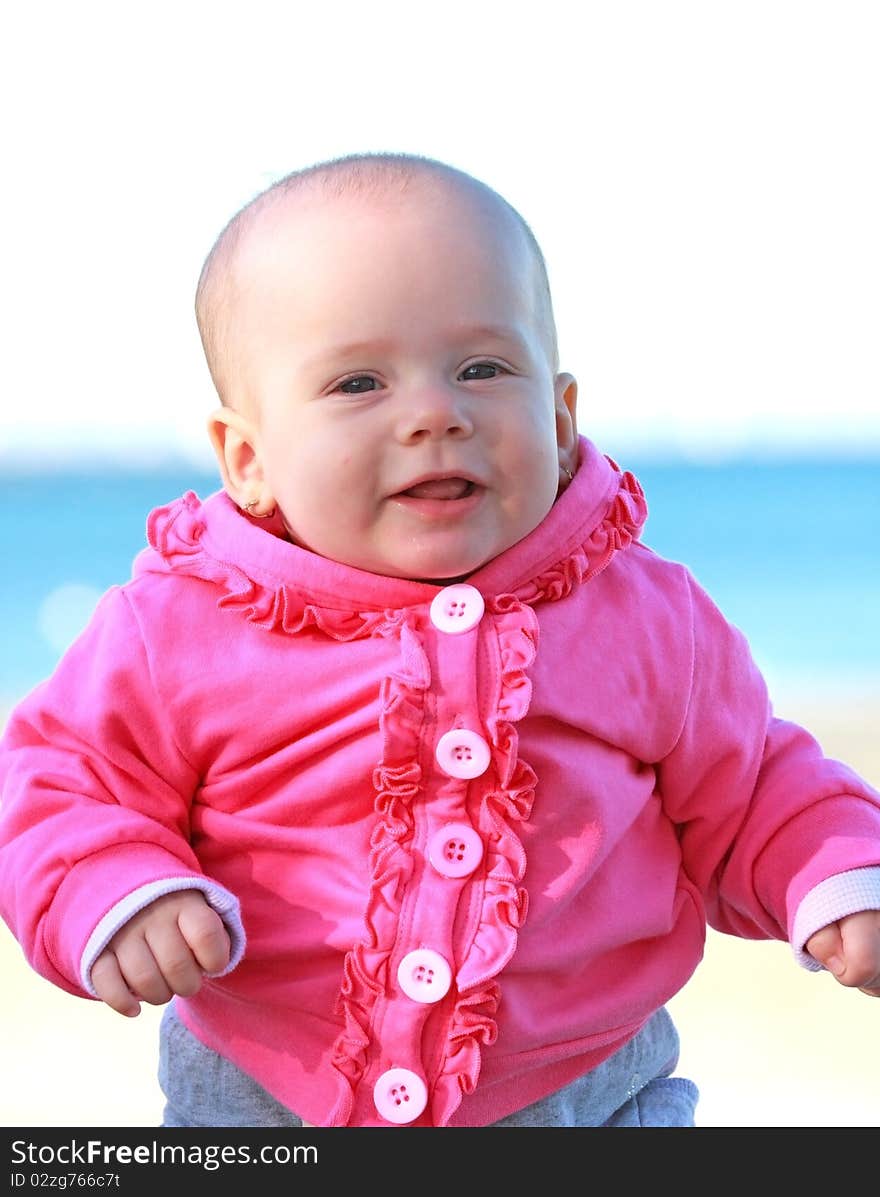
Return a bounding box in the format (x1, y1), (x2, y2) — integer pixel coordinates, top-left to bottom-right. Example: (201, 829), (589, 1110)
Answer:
(507, 424), (561, 521)
(271, 441), (369, 531)
(508, 414), (560, 480)
(260, 411), (331, 479)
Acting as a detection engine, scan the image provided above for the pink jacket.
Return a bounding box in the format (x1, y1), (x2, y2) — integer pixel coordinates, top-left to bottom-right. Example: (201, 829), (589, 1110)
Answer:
(2, 437), (880, 1127)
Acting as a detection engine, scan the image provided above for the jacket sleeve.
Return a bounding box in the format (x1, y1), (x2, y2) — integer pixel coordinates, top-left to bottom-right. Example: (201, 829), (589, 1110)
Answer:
(656, 571), (880, 944)
(0, 584), (216, 997)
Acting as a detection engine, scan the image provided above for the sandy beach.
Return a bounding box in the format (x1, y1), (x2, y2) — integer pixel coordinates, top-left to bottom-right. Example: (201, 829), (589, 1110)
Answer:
(2, 685), (878, 1129)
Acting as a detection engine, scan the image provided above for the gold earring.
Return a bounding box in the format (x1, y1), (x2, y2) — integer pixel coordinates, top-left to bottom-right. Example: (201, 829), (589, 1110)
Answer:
(242, 498), (276, 519)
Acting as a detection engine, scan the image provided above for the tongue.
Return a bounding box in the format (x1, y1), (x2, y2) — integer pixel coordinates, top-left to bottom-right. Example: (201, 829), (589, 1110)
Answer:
(404, 478), (471, 500)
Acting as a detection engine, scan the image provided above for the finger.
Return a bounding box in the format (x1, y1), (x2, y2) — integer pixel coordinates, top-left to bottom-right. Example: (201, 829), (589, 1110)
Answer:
(805, 925), (845, 976)
(177, 901), (232, 975)
(836, 914), (880, 990)
(114, 937), (175, 1006)
(90, 952), (142, 1018)
(142, 920), (205, 1000)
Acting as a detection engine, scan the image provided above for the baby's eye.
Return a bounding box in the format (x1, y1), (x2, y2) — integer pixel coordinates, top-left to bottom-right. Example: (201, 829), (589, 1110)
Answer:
(337, 375), (379, 394)
(460, 362), (503, 381)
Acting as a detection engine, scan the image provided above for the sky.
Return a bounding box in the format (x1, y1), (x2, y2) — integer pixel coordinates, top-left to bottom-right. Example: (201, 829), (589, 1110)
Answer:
(1, 0), (878, 468)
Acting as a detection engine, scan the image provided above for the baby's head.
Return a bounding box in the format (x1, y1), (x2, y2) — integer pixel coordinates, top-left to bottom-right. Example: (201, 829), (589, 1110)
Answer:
(197, 153), (578, 584)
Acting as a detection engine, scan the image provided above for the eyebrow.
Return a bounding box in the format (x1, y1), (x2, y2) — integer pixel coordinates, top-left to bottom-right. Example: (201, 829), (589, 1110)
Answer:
(302, 338), (396, 370)
(302, 325), (529, 370)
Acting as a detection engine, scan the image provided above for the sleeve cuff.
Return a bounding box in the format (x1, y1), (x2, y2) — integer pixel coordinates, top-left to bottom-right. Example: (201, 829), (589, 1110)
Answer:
(791, 867), (880, 971)
(79, 877), (246, 994)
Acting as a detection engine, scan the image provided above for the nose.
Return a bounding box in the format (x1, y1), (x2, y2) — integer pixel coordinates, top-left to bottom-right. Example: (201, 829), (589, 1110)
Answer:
(394, 383), (475, 443)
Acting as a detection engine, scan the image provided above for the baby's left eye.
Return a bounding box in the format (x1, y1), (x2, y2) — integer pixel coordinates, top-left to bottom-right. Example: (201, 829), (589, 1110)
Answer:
(460, 363), (502, 380)
(337, 376), (379, 394)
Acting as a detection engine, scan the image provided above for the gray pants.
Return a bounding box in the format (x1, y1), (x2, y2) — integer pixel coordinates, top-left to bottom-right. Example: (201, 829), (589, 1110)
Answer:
(159, 1002), (697, 1128)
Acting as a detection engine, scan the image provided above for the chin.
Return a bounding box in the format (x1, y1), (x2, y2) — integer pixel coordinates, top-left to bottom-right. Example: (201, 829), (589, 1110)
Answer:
(385, 558), (480, 586)
(412, 553), (488, 586)
(380, 545), (495, 585)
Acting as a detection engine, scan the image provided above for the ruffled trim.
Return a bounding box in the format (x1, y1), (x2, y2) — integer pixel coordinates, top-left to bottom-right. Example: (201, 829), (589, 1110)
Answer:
(142, 492), (391, 642)
(139, 457), (646, 643)
(430, 985), (501, 1120)
(431, 604), (539, 1126)
(491, 461), (647, 610)
(326, 618), (430, 1126)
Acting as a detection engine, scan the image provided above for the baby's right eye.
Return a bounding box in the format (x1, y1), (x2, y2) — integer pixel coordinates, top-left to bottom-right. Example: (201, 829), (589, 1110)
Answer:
(337, 376), (379, 394)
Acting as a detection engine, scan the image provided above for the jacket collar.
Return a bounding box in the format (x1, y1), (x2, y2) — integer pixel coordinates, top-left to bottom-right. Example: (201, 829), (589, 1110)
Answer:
(134, 437), (647, 624)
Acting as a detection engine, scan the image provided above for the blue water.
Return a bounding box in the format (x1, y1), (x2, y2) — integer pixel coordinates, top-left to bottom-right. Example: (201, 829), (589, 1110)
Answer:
(1, 458), (878, 701)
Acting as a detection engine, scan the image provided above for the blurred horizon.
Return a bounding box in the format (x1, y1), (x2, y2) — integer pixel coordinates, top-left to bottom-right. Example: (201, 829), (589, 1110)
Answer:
(3, 456), (878, 717)
(4, 432), (880, 473)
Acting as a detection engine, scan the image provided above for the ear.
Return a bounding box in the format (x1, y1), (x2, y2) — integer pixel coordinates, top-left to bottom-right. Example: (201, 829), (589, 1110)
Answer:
(554, 372), (579, 476)
(207, 407), (275, 515)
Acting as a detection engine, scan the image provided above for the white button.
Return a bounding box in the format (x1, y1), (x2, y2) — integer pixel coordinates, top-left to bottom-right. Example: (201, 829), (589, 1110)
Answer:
(429, 584), (485, 634)
(435, 728), (491, 779)
(373, 1067), (428, 1124)
(397, 948), (452, 1004)
(428, 822), (484, 879)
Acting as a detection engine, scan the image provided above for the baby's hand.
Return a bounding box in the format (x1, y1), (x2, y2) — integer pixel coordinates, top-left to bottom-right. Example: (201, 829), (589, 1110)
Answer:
(90, 891), (232, 1017)
(806, 910), (880, 997)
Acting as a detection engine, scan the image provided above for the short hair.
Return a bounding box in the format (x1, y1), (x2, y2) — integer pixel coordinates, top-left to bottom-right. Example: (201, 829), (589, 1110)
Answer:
(195, 151), (560, 404)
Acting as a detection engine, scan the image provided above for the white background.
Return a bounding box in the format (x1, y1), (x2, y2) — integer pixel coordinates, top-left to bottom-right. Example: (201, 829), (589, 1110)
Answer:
(1, 0), (878, 468)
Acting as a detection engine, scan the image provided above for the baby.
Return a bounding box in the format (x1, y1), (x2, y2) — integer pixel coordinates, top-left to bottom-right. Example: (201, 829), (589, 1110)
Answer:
(1, 152), (879, 1129)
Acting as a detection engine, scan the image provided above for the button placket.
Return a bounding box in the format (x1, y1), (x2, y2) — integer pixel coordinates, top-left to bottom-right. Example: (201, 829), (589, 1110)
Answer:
(358, 584), (489, 1126)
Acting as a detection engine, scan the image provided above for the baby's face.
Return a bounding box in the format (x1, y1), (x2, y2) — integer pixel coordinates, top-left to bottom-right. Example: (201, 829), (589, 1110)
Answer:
(215, 183), (577, 583)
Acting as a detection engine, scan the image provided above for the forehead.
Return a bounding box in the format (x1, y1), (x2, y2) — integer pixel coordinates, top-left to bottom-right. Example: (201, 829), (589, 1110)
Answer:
(235, 179), (539, 320)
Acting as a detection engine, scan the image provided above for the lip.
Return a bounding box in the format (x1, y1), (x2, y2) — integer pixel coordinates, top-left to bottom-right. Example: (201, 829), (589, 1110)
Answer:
(389, 473), (486, 520)
(391, 470), (485, 495)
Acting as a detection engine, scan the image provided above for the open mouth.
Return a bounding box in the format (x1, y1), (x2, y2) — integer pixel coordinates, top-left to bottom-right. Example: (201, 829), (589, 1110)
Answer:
(398, 478), (478, 500)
